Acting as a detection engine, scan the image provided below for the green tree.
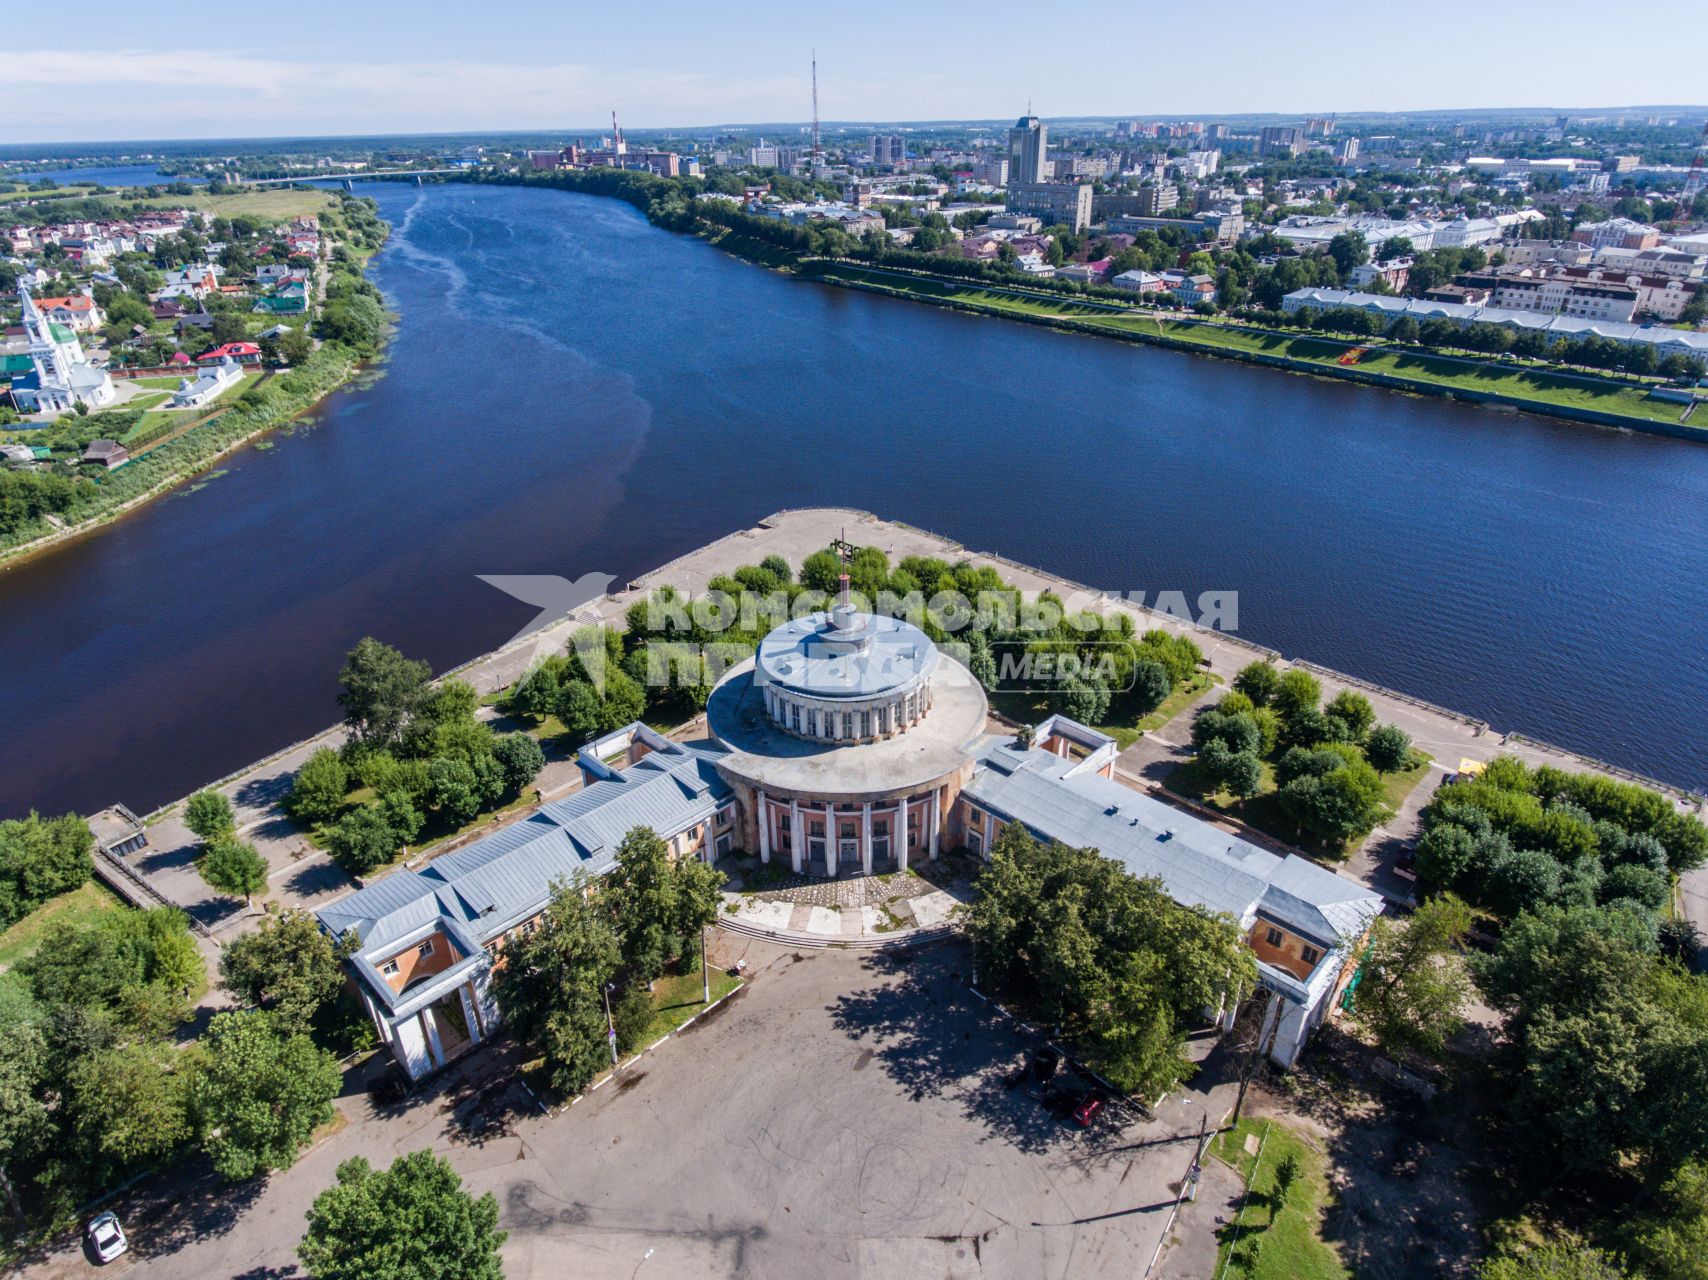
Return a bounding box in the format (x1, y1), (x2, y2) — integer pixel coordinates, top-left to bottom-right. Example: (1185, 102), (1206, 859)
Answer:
(798, 548), (844, 593)
(426, 756), (484, 824)
(1365, 724), (1412, 773)
(1199, 740), (1264, 801)
(289, 748), (350, 824)
(325, 807), (399, 874)
(605, 827), (725, 981)
(1325, 690), (1376, 740)
(964, 826), (1256, 1096)
(490, 874), (621, 1095)
(1278, 753), (1389, 845)
(279, 327), (314, 365)
(299, 1150), (505, 1280)
(220, 908), (347, 1034)
(1480, 1242), (1627, 1280)
(1353, 893), (1472, 1061)
(492, 732), (545, 796)
(1328, 230), (1370, 279)
(200, 835), (269, 904)
(1272, 668), (1322, 722)
(338, 638), (432, 749)
(184, 789), (235, 842)
(0, 812), (93, 929)
(193, 1010), (341, 1180)
(209, 311), (248, 346)
(0, 999), (49, 1220)
(555, 678), (602, 743)
(1127, 658), (1172, 714)
(65, 1039), (193, 1173)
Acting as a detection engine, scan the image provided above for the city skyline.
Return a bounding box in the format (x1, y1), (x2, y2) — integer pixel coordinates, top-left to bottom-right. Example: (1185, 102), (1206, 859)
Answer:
(5, 0), (1707, 144)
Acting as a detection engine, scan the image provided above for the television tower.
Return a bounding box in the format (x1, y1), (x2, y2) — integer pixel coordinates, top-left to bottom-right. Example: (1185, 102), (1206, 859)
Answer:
(1684, 120), (1707, 201)
(611, 109), (626, 157)
(811, 51), (823, 176)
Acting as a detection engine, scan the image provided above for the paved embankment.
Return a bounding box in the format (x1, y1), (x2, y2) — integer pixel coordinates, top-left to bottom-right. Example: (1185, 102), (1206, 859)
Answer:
(119, 507), (1707, 948)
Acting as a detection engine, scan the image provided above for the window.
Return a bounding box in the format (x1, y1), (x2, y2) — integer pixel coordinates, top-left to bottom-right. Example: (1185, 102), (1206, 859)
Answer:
(1264, 927), (1283, 947)
(381, 959), (400, 976)
(1300, 944), (1321, 966)
(417, 939), (435, 958)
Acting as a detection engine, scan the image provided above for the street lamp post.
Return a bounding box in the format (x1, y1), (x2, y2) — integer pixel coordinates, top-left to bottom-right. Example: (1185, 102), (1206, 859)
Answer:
(702, 923), (710, 1004)
(603, 981), (618, 1068)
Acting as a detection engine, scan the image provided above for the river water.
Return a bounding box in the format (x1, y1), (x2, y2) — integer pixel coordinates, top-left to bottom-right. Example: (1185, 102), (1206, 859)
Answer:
(3, 182), (1706, 817)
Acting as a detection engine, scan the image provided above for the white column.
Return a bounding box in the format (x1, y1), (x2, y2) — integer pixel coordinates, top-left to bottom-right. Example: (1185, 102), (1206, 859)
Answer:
(860, 802), (873, 875)
(928, 788), (940, 857)
(983, 810), (995, 856)
(897, 795), (909, 873)
(790, 797), (803, 875)
(757, 791), (771, 864)
(420, 1008), (446, 1069)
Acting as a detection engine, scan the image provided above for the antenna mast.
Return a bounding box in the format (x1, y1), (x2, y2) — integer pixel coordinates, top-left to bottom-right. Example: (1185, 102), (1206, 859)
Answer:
(811, 51), (822, 175)
(612, 109), (625, 157)
(1684, 120), (1708, 201)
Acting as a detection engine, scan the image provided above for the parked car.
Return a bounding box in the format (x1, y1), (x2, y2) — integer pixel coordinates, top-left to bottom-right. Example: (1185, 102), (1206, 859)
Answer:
(1072, 1095), (1105, 1128)
(85, 1212), (128, 1264)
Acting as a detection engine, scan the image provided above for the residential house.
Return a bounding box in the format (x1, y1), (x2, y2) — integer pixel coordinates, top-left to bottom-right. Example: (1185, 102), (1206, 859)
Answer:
(81, 440), (128, 469)
(197, 341), (262, 366)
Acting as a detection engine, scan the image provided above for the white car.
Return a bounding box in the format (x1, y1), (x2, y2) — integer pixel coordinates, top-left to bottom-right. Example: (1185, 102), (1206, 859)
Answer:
(85, 1212), (128, 1264)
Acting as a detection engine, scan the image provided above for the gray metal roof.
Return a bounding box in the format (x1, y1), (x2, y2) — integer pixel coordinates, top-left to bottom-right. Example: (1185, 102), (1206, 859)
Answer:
(963, 743), (1380, 945)
(316, 737), (733, 978)
(755, 609), (938, 699)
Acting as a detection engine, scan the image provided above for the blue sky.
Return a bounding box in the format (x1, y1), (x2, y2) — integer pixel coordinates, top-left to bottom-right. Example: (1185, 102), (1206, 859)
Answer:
(7, 0), (1707, 144)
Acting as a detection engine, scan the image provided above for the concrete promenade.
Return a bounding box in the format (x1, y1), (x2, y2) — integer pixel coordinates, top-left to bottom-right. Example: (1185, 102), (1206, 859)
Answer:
(120, 507), (1705, 951)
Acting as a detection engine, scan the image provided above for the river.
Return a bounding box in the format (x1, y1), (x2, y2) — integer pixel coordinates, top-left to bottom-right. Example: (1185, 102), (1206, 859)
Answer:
(3, 181), (1706, 818)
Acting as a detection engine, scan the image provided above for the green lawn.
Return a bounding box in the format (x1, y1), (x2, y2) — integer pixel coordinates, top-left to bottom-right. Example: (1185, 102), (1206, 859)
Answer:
(0, 881), (128, 969)
(1167, 749), (1434, 860)
(1213, 1118), (1347, 1280)
(127, 376), (188, 390)
(1137, 671), (1220, 733)
(521, 966), (744, 1102)
(634, 967), (743, 1047)
(812, 265), (1698, 431)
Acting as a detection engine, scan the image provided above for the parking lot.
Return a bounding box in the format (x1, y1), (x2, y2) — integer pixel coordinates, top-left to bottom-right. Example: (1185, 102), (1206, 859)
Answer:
(21, 936), (1234, 1280)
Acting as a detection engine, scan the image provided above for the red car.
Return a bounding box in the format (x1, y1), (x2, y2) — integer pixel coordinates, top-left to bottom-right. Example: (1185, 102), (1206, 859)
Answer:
(1072, 1095), (1104, 1127)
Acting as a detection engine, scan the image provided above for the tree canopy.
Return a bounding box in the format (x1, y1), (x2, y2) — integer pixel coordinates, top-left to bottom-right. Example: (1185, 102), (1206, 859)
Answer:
(964, 825), (1256, 1096)
(298, 1150), (505, 1280)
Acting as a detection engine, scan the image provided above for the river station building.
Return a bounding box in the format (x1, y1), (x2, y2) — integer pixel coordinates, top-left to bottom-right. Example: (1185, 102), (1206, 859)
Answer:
(319, 603), (1382, 1082)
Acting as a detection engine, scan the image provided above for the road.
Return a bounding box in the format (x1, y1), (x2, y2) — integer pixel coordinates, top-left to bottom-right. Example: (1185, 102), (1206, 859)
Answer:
(18, 937), (1240, 1280)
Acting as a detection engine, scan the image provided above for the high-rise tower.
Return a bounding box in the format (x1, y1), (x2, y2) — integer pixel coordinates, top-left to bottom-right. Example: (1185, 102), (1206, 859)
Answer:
(1007, 111), (1047, 186)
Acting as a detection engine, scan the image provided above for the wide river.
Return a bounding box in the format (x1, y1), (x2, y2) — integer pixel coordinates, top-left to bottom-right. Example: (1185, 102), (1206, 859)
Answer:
(3, 182), (1707, 818)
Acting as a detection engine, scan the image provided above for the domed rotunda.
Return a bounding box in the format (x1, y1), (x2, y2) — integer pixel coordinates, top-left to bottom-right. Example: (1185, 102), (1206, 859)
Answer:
(705, 602), (988, 877)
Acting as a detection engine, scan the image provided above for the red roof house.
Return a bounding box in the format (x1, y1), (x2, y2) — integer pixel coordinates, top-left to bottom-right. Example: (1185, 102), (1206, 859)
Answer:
(196, 341), (261, 365)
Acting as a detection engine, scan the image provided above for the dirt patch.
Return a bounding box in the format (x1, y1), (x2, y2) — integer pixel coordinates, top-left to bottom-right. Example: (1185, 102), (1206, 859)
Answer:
(616, 1071), (647, 1093)
(1245, 1026), (1486, 1280)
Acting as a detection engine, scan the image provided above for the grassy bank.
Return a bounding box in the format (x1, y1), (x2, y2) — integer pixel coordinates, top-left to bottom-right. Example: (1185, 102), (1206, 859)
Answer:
(803, 262), (1702, 436)
(0, 343), (359, 563)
